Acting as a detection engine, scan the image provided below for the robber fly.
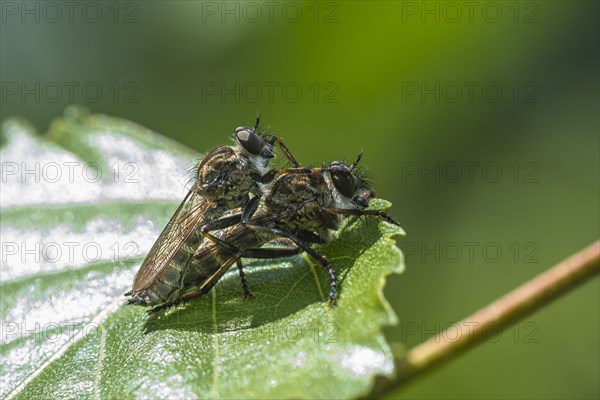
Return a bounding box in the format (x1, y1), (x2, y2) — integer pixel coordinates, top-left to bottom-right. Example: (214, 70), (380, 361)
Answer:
(147, 151), (401, 315)
(125, 117), (299, 307)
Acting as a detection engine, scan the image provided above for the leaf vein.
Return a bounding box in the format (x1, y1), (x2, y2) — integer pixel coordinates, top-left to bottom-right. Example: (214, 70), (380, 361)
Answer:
(93, 325), (107, 400)
(4, 296), (123, 400)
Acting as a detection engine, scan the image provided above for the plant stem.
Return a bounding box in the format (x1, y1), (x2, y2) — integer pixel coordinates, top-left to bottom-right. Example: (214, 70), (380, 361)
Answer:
(372, 240), (600, 397)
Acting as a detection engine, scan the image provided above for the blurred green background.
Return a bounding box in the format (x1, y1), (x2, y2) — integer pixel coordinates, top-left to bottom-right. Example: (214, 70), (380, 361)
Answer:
(2, 1), (598, 398)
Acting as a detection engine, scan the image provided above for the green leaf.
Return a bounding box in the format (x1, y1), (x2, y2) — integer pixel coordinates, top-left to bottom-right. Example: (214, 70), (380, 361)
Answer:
(1, 107), (405, 399)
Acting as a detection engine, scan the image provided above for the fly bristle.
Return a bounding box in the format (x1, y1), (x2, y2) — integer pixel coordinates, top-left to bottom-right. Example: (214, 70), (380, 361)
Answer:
(185, 161), (200, 190)
(351, 164), (373, 193)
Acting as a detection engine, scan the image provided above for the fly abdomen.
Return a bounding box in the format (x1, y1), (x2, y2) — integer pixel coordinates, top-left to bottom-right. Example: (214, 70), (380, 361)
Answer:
(129, 229), (203, 306)
(181, 247), (224, 287)
(160, 260), (184, 285)
(150, 235), (204, 300)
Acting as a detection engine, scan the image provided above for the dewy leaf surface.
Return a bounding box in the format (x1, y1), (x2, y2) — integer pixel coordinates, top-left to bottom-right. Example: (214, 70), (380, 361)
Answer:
(0, 107), (405, 399)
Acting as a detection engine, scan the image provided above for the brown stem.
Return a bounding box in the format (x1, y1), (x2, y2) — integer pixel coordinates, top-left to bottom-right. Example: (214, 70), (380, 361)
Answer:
(372, 240), (600, 397)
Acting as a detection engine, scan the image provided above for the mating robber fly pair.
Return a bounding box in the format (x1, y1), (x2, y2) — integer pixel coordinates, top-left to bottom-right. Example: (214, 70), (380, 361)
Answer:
(125, 117), (401, 315)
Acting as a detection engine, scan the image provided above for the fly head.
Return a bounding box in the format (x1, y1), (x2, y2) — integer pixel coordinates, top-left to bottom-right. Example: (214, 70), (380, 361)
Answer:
(233, 116), (274, 159)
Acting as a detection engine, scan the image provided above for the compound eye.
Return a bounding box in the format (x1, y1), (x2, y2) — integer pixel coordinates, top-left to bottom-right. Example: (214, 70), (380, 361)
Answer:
(235, 127), (264, 155)
(353, 194), (369, 208)
(331, 170), (357, 198)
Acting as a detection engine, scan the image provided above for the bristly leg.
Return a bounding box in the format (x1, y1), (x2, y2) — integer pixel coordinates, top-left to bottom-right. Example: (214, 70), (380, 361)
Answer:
(199, 202), (337, 303)
(243, 223), (339, 305)
(147, 298), (182, 316)
(237, 194), (339, 304)
(320, 207), (402, 227)
(265, 135), (301, 168)
(236, 259), (253, 299)
(239, 232), (338, 305)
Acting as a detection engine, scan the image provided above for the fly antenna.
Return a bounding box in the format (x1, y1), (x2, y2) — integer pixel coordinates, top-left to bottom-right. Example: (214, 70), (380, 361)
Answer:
(350, 149), (364, 170)
(254, 112), (261, 131)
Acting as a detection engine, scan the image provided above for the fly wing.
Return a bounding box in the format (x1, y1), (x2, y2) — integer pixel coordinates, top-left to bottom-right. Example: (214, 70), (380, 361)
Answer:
(132, 187), (222, 291)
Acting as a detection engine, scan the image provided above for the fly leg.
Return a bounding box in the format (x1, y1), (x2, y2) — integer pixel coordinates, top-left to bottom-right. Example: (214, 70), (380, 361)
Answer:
(199, 206), (307, 299)
(252, 114), (300, 167)
(238, 247), (308, 298)
(236, 259), (253, 299)
(319, 207), (402, 227)
(235, 246), (308, 299)
(146, 243), (307, 316)
(235, 198), (339, 305)
(199, 214), (244, 254)
(148, 241), (310, 315)
(147, 298), (183, 316)
(244, 225), (338, 305)
(265, 135), (300, 167)
(198, 213), (250, 298)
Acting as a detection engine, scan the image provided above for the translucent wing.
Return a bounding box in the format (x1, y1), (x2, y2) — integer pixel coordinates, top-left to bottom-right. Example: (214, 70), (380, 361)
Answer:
(132, 187), (222, 290)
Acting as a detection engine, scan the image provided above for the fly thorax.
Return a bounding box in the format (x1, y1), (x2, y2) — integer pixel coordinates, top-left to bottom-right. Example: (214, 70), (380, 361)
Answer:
(269, 173), (326, 208)
(233, 150), (264, 193)
(198, 146), (237, 188)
